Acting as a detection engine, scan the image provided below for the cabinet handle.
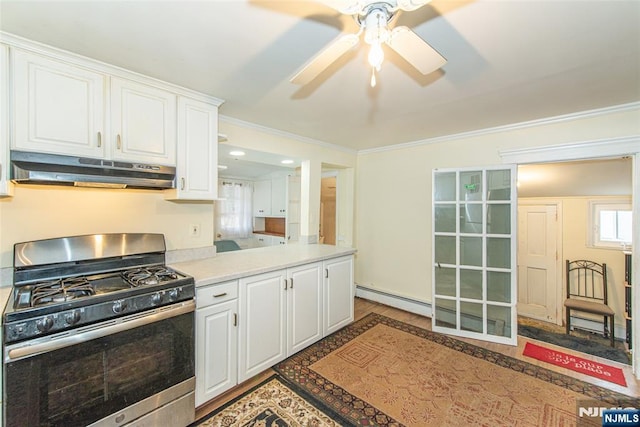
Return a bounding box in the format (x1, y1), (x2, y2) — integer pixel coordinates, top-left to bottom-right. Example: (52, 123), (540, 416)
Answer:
(290, 278), (293, 289)
(233, 313), (237, 327)
(325, 269), (329, 278)
(97, 131), (102, 148)
(117, 134), (122, 150)
(181, 177), (185, 190)
(213, 292), (227, 298)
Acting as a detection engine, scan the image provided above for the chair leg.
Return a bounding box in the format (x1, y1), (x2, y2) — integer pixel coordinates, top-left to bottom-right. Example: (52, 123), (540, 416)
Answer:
(565, 309), (571, 335)
(603, 316), (609, 338)
(609, 316), (615, 348)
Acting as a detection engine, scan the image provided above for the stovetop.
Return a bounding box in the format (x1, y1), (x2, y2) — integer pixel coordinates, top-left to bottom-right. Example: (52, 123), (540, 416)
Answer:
(13, 265), (184, 311)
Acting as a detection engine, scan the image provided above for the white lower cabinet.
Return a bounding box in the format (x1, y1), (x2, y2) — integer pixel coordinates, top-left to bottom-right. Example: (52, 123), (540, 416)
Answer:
(195, 254), (354, 406)
(195, 280), (238, 407)
(238, 270), (287, 383)
(238, 262), (323, 383)
(323, 255), (355, 336)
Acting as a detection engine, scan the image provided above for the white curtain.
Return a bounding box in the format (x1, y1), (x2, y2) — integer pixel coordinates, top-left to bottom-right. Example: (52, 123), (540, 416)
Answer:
(215, 180), (253, 240)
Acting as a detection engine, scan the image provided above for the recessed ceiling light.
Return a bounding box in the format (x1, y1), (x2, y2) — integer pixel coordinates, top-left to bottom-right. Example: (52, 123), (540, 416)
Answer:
(217, 165), (228, 170)
(229, 150), (245, 156)
(281, 159), (294, 165)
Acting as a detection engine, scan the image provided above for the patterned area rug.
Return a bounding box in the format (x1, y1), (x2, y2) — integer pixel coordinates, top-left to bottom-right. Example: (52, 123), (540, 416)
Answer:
(194, 375), (350, 427)
(274, 313), (637, 426)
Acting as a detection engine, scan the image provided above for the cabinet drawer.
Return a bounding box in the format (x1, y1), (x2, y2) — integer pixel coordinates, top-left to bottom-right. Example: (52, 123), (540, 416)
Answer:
(196, 280), (238, 309)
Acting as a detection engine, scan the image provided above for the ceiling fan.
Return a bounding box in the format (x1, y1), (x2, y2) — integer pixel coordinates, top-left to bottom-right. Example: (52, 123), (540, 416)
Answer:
(290, 0), (447, 87)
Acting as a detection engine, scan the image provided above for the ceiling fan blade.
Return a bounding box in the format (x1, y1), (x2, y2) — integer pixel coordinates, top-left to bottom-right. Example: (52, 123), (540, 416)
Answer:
(395, 0), (432, 12)
(315, 0), (363, 15)
(290, 34), (359, 85)
(386, 26), (446, 75)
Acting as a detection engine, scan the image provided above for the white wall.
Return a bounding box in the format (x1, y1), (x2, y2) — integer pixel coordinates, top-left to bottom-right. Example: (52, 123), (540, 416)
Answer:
(354, 106), (640, 303)
(0, 185), (214, 267)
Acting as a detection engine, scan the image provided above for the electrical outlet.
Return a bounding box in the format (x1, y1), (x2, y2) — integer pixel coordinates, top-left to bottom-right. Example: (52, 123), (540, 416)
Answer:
(189, 224), (200, 237)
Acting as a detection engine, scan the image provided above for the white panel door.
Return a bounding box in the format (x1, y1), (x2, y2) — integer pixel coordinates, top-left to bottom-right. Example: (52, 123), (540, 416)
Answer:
(432, 166), (518, 345)
(517, 204), (559, 323)
(287, 263), (323, 355)
(238, 270), (286, 382)
(110, 77), (176, 165)
(13, 49), (106, 158)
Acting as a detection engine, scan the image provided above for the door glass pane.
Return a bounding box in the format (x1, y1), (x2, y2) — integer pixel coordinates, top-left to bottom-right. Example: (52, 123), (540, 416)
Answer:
(487, 305), (511, 337)
(487, 170), (511, 201)
(434, 298), (457, 328)
(460, 171), (483, 202)
(435, 204), (456, 232)
(460, 205), (482, 234)
(487, 271), (511, 303)
(487, 237), (510, 268)
(460, 237), (482, 266)
(487, 204), (510, 234)
(460, 269), (482, 300)
(434, 172), (456, 201)
(460, 302), (483, 333)
(435, 236), (456, 265)
(435, 267), (456, 297)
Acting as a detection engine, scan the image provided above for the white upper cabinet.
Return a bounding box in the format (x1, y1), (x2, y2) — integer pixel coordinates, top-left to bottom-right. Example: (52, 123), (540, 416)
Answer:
(0, 43), (12, 196)
(110, 77), (176, 165)
(12, 49), (106, 158)
(253, 179), (272, 216)
(166, 97), (220, 201)
(271, 176), (287, 216)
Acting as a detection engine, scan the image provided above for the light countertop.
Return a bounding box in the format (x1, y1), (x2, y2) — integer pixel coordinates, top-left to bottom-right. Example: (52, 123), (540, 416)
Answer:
(169, 244), (356, 287)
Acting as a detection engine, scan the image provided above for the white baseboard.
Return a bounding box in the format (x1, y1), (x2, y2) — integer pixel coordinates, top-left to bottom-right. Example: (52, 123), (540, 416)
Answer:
(355, 285), (432, 317)
(569, 316), (626, 342)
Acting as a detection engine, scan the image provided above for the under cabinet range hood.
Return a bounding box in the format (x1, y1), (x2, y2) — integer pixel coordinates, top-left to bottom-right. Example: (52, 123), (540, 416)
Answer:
(10, 150), (176, 189)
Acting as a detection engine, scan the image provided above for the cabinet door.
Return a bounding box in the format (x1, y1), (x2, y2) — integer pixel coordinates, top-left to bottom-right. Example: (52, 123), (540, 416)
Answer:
(253, 179), (271, 216)
(323, 255), (355, 336)
(238, 270), (286, 382)
(0, 44), (11, 196)
(110, 77), (176, 165)
(167, 97), (218, 200)
(271, 176), (287, 217)
(253, 234), (271, 247)
(12, 49), (106, 158)
(195, 299), (238, 406)
(287, 263), (323, 355)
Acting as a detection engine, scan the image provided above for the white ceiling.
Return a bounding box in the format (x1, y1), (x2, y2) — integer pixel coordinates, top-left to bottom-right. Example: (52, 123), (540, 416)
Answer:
(1, 0), (639, 152)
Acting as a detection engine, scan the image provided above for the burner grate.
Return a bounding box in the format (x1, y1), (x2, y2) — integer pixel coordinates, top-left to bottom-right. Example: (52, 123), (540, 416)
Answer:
(122, 266), (179, 287)
(31, 277), (95, 307)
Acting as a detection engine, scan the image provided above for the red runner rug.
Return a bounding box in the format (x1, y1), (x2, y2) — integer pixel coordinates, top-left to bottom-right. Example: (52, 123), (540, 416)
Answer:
(523, 341), (627, 387)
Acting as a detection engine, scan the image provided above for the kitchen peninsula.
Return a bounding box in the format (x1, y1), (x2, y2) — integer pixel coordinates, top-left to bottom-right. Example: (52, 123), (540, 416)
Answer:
(169, 243), (355, 407)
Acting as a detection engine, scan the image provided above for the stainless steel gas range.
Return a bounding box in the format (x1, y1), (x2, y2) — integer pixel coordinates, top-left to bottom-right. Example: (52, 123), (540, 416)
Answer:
(2, 233), (196, 427)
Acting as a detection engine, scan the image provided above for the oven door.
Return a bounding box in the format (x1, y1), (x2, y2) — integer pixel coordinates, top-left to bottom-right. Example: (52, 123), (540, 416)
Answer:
(3, 301), (195, 427)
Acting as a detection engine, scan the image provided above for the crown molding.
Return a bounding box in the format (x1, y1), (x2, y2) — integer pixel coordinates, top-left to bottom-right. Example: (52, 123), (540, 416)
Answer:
(358, 102), (640, 155)
(218, 115), (357, 154)
(500, 135), (640, 164)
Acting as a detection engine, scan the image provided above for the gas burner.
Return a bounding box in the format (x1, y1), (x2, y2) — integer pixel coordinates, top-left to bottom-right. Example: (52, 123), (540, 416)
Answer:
(122, 266), (179, 287)
(31, 277), (95, 307)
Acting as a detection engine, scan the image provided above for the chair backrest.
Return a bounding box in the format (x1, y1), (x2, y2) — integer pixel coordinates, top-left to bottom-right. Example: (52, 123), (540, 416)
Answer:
(566, 259), (608, 304)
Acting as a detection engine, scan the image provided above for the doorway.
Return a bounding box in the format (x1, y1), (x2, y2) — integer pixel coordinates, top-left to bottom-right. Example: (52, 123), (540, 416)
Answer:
(320, 175), (337, 245)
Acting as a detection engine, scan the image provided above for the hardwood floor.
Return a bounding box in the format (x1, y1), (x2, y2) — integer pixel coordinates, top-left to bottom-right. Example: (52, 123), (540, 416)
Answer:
(195, 297), (639, 421)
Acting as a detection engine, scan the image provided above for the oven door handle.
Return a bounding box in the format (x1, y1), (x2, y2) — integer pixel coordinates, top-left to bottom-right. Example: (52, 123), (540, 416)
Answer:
(6, 300), (195, 362)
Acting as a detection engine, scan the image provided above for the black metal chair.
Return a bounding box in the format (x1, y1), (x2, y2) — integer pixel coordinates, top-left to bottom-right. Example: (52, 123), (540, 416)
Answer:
(564, 259), (615, 347)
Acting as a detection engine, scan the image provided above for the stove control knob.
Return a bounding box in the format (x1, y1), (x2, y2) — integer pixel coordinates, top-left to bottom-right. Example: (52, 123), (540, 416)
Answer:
(112, 300), (128, 314)
(36, 316), (54, 333)
(151, 293), (162, 305)
(65, 311), (81, 325)
(168, 288), (180, 301)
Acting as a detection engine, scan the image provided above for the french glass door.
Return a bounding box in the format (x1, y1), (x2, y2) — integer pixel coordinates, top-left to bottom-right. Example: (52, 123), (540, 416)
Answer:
(432, 166), (517, 345)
